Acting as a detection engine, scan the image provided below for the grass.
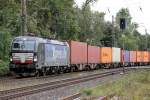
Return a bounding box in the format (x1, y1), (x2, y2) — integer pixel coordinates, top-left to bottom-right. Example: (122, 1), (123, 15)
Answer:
(0, 60), (9, 76)
(81, 70), (150, 100)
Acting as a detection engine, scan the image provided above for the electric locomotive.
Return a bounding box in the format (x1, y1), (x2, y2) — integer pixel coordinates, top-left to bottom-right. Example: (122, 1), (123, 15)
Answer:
(9, 36), (69, 76)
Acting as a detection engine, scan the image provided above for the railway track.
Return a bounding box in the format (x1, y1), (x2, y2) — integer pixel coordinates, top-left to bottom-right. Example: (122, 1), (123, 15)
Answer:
(61, 93), (81, 100)
(0, 68), (130, 100)
(0, 66), (147, 83)
(0, 68), (125, 91)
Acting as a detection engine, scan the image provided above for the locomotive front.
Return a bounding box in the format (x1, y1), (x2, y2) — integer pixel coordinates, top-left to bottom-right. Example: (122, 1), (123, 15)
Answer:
(9, 36), (38, 76)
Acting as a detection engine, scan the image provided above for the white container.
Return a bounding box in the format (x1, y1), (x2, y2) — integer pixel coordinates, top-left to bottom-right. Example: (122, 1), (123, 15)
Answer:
(112, 47), (121, 63)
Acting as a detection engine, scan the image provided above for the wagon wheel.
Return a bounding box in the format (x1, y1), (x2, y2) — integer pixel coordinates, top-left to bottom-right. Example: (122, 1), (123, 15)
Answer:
(35, 70), (41, 77)
(71, 66), (76, 72)
(42, 68), (47, 76)
(60, 67), (64, 74)
(15, 74), (24, 78)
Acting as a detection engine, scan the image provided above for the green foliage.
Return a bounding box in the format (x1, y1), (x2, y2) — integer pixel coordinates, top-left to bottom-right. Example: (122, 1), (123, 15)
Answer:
(81, 70), (150, 99)
(0, 0), (21, 36)
(114, 8), (149, 50)
(0, 60), (9, 76)
(82, 89), (93, 96)
(0, 27), (11, 61)
(27, 0), (80, 40)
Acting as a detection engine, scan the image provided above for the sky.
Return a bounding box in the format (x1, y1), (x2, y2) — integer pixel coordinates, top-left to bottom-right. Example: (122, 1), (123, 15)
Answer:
(75, 0), (150, 34)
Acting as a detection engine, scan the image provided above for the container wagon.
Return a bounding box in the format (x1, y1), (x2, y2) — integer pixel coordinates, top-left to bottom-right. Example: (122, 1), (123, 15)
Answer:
(136, 51), (143, 66)
(149, 52), (150, 65)
(142, 51), (149, 65)
(87, 45), (100, 69)
(112, 47), (121, 68)
(100, 47), (112, 68)
(122, 50), (130, 67)
(129, 51), (136, 66)
(68, 40), (88, 71)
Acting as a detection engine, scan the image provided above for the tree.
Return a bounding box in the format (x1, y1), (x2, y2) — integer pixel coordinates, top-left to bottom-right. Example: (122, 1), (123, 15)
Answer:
(27, 0), (80, 40)
(0, 28), (11, 61)
(115, 8), (144, 50)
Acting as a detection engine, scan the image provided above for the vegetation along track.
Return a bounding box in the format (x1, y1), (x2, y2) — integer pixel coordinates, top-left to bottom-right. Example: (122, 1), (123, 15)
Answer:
(0, 68), (130, 100)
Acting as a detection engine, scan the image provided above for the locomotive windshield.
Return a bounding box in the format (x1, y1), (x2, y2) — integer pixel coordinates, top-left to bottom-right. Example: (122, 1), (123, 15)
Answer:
(12, 40), (35, 51)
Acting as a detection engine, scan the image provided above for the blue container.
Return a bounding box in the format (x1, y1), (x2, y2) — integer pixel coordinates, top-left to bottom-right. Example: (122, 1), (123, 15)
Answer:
(123, 50), (130, 62)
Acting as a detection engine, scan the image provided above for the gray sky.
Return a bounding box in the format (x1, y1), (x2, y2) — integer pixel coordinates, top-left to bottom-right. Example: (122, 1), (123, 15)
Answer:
(75, 0), (150, 34)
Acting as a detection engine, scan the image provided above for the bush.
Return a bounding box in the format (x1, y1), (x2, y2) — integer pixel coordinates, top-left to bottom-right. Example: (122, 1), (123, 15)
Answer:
(82, 89), (93, 96)
(0, 60), (9, 76)
(0, 28), (12, 61)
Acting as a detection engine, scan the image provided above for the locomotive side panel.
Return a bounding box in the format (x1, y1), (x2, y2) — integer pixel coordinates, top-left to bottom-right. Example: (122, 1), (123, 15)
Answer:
(38, 43), (69, 67)
(45, 43), (69, 66)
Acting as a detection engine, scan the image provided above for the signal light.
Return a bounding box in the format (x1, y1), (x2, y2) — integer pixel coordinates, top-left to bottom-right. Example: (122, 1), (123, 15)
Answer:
(120, 18), (126, 30)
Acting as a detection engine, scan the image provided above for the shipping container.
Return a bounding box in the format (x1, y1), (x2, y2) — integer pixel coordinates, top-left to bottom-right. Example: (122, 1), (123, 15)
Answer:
(100, 47), (112, 63)
(38, 42), (70, 67)
(88, 45), (100, 64)
(129, 51), (136, 62)
(112, 47), (121, 63)
(143, 51), (149, 62)
(136, 51), (142, 62)
(68, 41), (88, 64)
(122, 50), (130, 62)
(149, 52), (150, 62)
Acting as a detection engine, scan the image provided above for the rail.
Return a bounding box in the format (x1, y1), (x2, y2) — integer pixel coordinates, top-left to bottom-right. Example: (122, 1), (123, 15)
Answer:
(0, 68), (130, 100)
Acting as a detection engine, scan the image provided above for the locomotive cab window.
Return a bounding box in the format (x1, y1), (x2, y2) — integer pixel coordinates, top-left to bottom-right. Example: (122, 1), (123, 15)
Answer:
(13, 43), (20, 49)
(12, 40), (35, 51)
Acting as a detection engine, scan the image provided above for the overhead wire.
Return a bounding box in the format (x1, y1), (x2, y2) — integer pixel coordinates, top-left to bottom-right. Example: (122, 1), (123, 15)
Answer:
(123, 0), (148, 34)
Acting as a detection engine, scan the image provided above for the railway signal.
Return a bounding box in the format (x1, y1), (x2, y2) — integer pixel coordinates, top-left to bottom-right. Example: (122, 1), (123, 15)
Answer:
(120, 18), (126, 30)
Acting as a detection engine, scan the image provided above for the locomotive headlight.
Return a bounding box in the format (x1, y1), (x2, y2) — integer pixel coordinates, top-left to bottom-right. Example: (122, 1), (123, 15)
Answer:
(10, 58), (12, 62)
(34, 56), (37, 62)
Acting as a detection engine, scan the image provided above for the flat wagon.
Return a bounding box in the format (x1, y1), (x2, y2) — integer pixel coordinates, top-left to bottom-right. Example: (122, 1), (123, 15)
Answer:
(88, 45), (100, 69)
(129, 51), (136, 66)
(100, 47), (112, 68)
(68, 40), (88, 71)
(112, 47), (121, 67)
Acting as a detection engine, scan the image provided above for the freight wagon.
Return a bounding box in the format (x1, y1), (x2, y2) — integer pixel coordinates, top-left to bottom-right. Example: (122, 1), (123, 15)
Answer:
(99, 47), (112, 68)
(87, 45), (100, 70)
(142, 51), (149, 65)
(112, 47), (121, 68)
(136, 51), (143, 66)
(148, 51), (150, 65)
(122, 50), (130, 67)
(68, 40), (88, 71)
(129, 51), (136, 66)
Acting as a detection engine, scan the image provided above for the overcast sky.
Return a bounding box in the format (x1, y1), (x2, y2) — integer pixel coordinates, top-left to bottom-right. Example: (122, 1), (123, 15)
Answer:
(75, 0), (150, 34)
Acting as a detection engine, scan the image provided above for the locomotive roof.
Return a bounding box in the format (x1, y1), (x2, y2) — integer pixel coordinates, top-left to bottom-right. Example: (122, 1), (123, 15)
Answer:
(14, 36), (67, 45)
(14, 36), (46, 42)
